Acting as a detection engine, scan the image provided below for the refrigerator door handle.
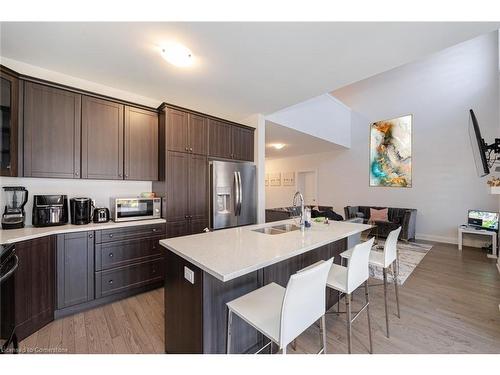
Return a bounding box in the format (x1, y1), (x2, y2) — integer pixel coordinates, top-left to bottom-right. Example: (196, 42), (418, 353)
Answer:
(237, 171), (242, 216)
(234, 171), (240, 217)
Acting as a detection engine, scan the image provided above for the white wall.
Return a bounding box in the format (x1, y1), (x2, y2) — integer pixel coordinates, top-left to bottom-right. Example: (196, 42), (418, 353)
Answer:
(265, 94), (351, 148)
(0, 177), (151, 225)
(266, 32), (500, 245)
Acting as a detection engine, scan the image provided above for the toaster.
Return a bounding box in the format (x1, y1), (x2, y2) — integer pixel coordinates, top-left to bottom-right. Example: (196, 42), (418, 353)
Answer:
(93, 207), (110, 223)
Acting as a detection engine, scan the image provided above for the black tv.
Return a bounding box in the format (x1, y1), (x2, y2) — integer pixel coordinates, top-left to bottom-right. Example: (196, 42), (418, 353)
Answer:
(468, 109), (490, 177)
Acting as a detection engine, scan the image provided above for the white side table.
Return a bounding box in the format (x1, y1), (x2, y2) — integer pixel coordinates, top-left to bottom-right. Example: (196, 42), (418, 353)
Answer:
(458, 226), (498, 259)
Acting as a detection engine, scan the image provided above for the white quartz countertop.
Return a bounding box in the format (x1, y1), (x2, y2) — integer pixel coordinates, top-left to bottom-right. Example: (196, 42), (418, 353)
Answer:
(0, 218), (167, 244)
(160, 219), (371, 282)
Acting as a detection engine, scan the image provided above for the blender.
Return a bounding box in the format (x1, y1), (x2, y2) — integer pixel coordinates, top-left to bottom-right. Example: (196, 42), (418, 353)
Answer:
(1, 186), (28, 229)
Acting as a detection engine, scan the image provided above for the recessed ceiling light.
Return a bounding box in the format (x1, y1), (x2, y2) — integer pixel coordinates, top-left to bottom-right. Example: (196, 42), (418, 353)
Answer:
(160, 42), (194, 67)
(270, 143), (286, 150)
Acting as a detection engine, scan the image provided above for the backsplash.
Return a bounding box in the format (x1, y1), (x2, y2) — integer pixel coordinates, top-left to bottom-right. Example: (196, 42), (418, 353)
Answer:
(0, 177), (152, 226)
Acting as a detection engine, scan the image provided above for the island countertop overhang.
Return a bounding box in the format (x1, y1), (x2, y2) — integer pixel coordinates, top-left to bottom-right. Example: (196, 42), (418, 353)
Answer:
(159, 219), (372, 282)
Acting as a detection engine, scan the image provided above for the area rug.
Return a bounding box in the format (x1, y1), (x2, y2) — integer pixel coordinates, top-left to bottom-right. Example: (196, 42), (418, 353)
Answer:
(368, 240), (432, 285)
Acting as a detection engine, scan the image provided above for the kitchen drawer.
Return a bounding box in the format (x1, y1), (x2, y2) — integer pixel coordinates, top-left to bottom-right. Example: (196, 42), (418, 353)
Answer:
(95, 257), (164, 298)
(95, 235), (164, 271)
(95, 223), (166, 243)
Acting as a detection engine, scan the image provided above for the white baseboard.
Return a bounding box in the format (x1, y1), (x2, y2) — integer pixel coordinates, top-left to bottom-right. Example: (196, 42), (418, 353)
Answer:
(415, 233), (490, 248)
(415, 233), (456, 244)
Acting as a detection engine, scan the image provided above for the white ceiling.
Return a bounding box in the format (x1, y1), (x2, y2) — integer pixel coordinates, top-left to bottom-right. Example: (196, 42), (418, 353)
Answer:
(265, 121), (343, 159)
(1, 22), (498, 122)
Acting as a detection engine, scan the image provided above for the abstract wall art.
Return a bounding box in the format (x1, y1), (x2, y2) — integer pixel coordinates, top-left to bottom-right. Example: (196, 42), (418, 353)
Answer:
(369, 115), (412, 187)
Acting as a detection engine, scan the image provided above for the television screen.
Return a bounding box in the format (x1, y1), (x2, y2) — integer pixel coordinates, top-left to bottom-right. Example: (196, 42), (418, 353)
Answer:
(468, 109), (490, 177)
(467, 210), (499, 231)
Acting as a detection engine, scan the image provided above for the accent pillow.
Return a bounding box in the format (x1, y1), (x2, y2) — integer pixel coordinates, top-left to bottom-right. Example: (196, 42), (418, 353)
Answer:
(370, 208), (388, 221)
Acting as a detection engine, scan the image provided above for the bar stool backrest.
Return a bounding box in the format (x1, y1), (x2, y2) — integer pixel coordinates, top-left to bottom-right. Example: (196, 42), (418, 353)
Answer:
(346, 237), (375, 293)
(279, 257), (334, 348)
(383, 227), (401, 268)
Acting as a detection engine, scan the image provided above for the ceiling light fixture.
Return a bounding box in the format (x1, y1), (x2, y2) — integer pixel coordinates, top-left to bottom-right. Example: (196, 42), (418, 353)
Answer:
(160, 42), (194, 67)
(270, 143), (286, 150)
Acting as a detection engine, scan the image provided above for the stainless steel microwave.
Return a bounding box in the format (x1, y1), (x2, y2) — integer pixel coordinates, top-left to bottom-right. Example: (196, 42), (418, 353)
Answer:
(110, 197), (161, 222)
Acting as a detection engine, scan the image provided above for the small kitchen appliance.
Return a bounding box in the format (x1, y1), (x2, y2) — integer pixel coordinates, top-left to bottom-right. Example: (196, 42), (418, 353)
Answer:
(32, 195), (69, 227)
(93, 207), (110, 223)
(110, 197), (161, 222)
(1, 186), (28, 230)
(70, 197), (94, 225)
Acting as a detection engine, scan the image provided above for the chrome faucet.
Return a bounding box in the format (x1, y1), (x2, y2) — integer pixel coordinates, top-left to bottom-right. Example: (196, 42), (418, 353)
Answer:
(293, 191), (305, 229)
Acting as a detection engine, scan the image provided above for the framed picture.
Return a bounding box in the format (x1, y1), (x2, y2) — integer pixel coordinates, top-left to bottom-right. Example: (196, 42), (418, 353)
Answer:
(282, 171), (295, 186)
(269, 172), (281, 186)
(369, 114), (412, 187)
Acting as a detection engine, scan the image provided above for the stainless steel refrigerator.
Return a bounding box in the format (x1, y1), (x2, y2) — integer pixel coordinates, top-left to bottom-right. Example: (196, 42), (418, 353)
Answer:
(209, 160), (257, 230)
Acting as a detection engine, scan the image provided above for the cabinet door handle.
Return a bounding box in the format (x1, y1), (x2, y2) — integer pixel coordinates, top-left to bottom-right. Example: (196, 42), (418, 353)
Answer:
(108, 279), (113, 284)
(75, 171), (79, 176)
(152, 228), (158, 232)
(89, 234), (93, 239)
(125, 174), (129, 178)
(109, 253), (114, 258)
(118, 173), (122, 177)
(185, 147), (189, 151)
(189, 147), (193, 152)
(109, 234), (114, 238)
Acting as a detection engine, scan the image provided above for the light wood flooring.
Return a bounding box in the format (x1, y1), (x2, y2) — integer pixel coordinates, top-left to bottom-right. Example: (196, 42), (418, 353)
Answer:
(19, 242), (500, 354)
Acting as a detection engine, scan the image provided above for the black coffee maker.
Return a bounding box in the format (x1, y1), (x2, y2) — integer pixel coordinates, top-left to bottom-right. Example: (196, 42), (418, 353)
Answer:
(70, 198), (94, 225)
(1, 186), (28, 229)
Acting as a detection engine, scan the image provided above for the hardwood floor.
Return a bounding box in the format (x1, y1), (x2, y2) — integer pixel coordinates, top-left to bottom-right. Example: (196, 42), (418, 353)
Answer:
(19, 242), (500, 354)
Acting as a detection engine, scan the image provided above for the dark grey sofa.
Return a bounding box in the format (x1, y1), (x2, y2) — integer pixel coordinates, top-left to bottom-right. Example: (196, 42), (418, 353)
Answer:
(344, 205), (417, 241)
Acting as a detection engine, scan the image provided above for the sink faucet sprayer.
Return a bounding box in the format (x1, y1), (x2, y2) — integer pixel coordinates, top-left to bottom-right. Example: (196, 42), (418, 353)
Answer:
(293, 191), (305, 230)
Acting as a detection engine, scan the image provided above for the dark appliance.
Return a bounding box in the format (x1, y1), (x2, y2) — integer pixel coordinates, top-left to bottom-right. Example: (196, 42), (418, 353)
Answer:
(32, 195), (69, 227)
(468, 109), (500, 177)
(70, 197), (93, 225)
(93, 207), (110, 223)
(1, 186), (28, 230)
(1, 243), (19, 354)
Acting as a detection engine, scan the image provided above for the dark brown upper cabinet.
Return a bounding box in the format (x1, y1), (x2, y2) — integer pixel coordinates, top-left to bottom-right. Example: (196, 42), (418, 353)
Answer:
(188, 153), (208, 220)
(166, 108), (188, 153)
(124, 106), (159, 181)
(208, 119), (232, 159)
(232, 126), (254, 162)
(81, 96), (124, 180)
(0, 70), (19, 176)
(24, 82), (81, 178)
(166, 108), (208, 155)
(188, 113), (208, 155)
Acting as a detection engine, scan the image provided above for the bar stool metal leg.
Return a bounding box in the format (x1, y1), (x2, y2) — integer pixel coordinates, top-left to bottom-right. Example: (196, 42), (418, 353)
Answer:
(226, 308), (233, 354)
(320, 315), (327, 354)
(364, 280), (373, 354)
(393, 261), (401, 318)
(346, 293), (352, 354)
(383, 268), (390, 338)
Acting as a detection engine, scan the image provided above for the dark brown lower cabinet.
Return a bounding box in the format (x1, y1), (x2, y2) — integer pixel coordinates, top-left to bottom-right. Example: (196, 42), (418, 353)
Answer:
(56, 232), (95, 309)
(14, 236), (55, 341)
(166, 219), (208, 238)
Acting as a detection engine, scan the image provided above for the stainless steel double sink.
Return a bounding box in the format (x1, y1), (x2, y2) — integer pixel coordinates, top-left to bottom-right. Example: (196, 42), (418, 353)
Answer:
(252, 223), (301, 235)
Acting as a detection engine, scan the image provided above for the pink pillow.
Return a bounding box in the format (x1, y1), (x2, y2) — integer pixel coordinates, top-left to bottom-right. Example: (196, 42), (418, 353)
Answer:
(370, 208), (388, 221)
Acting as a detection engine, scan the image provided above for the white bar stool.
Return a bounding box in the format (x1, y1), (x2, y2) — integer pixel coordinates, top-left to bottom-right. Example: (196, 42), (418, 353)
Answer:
(326, 237), (375, 354)
(341, 226), (401, 338)
(225, 258), (334, 354)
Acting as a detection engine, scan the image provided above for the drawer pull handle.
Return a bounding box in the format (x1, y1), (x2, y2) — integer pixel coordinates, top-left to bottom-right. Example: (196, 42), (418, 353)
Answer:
(109, 234), (114, 238)
(108, 280), (113, 284)
(152, 228), (157, 232)
(109, 253), (114, 258)
(89, 234), (93, 239)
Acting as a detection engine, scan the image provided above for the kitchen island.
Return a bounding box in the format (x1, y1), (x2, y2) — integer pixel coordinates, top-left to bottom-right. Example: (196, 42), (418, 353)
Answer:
(160, 219), (371, 354)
